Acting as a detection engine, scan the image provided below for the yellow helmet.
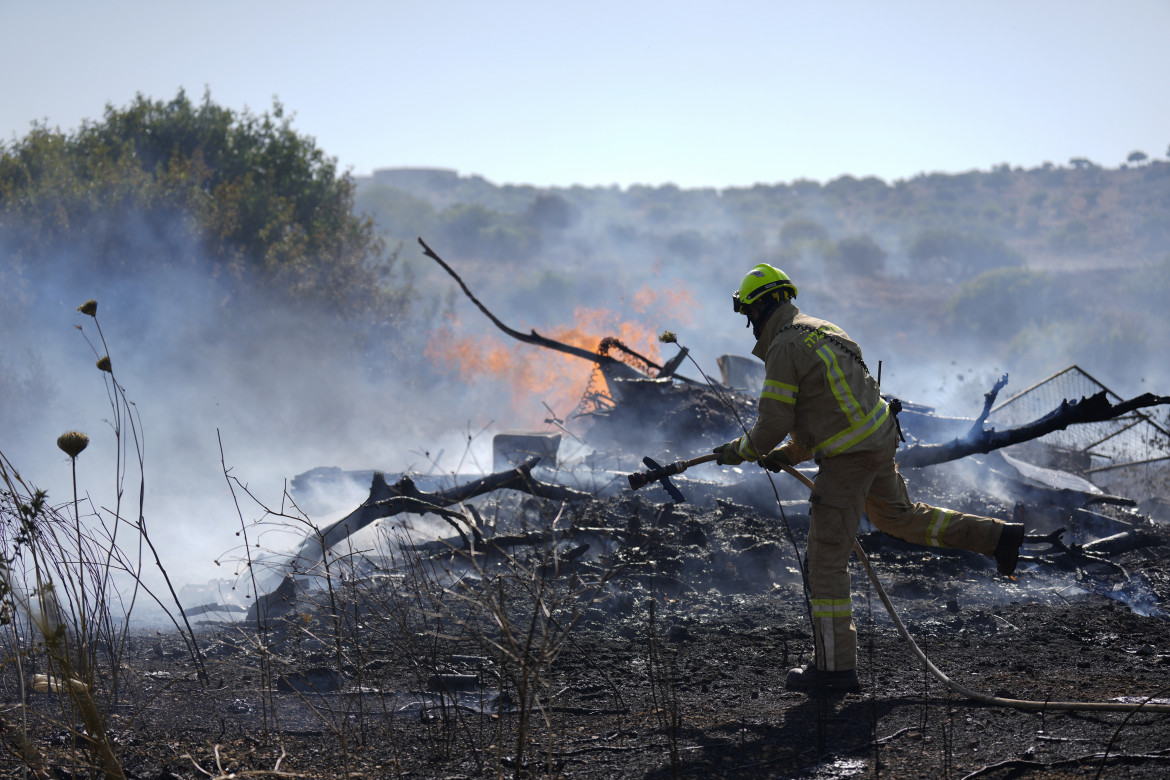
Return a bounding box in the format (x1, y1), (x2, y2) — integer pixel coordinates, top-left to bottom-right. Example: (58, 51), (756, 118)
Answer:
(732, 264), (797, 313)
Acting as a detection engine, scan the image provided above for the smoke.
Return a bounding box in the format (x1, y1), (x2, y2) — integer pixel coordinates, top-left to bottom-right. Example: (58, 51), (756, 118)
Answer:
(0, 231), (474, 599)
(7, 176), (1168, 610)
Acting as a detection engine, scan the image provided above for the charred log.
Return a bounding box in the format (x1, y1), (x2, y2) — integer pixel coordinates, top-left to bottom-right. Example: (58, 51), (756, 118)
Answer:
(248, 572), (298, 622)
(1017, 528), (1129, 573)
(896, 390), (1170, 469)
(1080, 528), (1162, 556)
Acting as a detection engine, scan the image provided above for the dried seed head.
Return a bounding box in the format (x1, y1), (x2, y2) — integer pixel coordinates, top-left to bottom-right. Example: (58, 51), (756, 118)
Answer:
(57, 431), (89, 458)
(659, 330), (677, 344)
(77, 300), (98, 317)
(96, 356), (112, 373)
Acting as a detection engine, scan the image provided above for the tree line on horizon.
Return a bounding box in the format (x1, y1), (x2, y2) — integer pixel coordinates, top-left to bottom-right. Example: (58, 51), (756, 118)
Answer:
(355, 151), (1170, 280)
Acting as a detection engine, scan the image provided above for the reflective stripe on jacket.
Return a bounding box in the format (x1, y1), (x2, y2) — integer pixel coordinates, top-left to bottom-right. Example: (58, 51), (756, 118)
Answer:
(736, 301), (893, 464)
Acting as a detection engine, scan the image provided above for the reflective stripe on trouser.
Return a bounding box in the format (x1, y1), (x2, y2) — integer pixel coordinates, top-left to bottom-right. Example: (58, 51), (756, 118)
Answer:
(862, 437), (1005, 556)
(811, 598), (854, 674)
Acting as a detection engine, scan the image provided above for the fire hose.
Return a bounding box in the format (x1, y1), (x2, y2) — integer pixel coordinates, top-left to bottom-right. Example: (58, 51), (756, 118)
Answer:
(627, 456), (1170, 713)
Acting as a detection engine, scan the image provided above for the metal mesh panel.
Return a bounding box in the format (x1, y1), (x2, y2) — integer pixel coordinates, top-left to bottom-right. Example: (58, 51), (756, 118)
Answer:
(988, 366), (1170, 501)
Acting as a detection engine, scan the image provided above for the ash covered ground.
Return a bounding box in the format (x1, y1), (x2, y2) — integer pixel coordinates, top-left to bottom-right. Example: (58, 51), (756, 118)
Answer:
(9, 454), (1170, 780)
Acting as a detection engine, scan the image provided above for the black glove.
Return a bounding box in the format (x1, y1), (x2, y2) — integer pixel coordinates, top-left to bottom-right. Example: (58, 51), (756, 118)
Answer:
(761, 448), (791, 472)
(713, 439), (745, 466)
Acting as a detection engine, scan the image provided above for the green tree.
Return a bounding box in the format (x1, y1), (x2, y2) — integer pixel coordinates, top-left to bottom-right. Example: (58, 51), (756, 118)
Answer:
(1048, 219), (1093, 254)
(780, 218), (828, 246)
(438, 202), (500, 255)
(524, 193), (576, 232)
(945, 267), (1055, 341)
(354, 183), (438, 242)
(0, 89), (404, 319)
(1126, 150), (1148, 166)
(437, 202), (538, 263)
(827, 234), (887, 277)
(907, 228), (1023, 274)
(665, 229), (708, 261)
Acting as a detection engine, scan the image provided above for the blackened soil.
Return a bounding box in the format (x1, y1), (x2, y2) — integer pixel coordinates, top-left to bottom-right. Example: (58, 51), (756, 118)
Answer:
(7, 479), (1170, 780)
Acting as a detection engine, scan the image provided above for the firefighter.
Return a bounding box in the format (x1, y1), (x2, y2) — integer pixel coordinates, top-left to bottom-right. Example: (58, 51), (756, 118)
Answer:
(713, 264), (1025, 693)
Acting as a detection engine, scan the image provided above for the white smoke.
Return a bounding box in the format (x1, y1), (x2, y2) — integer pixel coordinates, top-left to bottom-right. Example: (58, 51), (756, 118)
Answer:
(0, 238), (473, 602)
(6, 175), (1167, 615)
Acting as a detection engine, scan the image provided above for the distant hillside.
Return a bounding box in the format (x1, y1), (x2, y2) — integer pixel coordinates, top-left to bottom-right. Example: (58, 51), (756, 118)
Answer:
(355, 161), (1170, 402)
(356, 160), (1170, 275)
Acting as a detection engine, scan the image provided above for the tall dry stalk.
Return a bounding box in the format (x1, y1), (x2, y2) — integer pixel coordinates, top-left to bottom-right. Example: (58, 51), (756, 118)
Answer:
(0, 298), (208, 776)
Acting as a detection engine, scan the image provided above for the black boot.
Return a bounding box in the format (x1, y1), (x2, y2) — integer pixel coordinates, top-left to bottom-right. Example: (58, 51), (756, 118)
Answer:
(994, 523), (1025, 576)
(785, 664), (860, 693)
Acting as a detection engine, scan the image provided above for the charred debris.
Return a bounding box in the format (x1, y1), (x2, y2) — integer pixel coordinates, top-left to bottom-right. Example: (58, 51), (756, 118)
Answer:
(217, 243), (1170, 627)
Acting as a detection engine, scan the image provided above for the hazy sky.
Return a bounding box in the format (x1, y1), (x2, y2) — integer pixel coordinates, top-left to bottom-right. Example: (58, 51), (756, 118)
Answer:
(3, 1), (1167, 189)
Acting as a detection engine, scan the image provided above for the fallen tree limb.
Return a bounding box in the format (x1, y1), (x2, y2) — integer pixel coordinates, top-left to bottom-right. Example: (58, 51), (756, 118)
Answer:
(896, 390), (1170, 468)
(302, 457), (593, 559)
(958, 750), (1170, 780)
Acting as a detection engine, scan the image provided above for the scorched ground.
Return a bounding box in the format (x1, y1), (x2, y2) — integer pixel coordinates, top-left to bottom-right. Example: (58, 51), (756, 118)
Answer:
(9, 456), (1169, 780)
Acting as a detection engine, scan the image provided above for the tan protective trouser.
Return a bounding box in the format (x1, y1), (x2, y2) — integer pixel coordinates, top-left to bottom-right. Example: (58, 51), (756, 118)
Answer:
(806, 435), (1007, 672)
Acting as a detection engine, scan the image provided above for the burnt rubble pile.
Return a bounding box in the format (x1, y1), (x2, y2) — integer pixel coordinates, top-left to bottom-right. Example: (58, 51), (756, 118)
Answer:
(178, 361), (1170, 730)
(267, 450), (1167, 633)
(574, 371), (758, 457)
(182, 446), (1169, 768)
(257, 364), (1170, 627)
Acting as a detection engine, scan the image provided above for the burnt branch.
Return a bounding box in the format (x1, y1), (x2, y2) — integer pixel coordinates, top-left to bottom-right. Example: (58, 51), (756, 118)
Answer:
(897, 390), (1170, 469)
(307, 456), (592, 557)
(419, 237), (624, 367)
(968, 372), (1010, 435)
(418, 237), (696, 384)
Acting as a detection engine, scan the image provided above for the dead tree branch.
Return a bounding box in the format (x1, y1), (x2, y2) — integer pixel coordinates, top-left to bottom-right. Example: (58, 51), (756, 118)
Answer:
(896, 390), (1170, 469)
(968, 372), (1010, 435)
(418, 237), (696, 383)
(303, 457), (592, 559)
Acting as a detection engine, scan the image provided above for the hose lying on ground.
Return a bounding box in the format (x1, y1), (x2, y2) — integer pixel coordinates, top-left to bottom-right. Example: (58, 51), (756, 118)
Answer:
(775, 462), (1170, 714)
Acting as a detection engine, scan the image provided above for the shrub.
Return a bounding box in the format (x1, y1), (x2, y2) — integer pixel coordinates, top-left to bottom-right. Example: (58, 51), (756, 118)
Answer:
(0, 89), (406, 321)
(945, 267), (1055, 341)
(908, 228), (1023, 276)
(827, 234), (887, 277)
(780, 218), (829, 246)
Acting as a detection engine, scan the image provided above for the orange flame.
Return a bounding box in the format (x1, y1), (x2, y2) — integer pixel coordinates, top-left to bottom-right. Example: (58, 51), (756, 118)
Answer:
(425, 283), (695, 429)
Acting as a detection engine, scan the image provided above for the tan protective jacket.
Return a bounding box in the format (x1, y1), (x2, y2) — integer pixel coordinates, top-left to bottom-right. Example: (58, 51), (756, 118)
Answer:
(734, 301), (893, 465)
